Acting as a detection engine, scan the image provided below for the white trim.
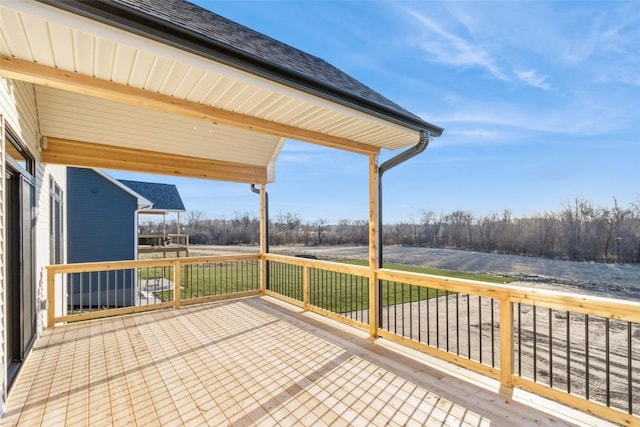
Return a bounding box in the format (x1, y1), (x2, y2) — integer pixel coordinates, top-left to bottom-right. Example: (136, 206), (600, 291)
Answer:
(0, 112), (6, 415)
(139, 209), (186, 214)
(267, 138), (286, 183)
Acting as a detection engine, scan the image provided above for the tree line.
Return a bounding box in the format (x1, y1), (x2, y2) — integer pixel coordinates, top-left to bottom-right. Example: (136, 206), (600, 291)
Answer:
(140, 197), (640, 263)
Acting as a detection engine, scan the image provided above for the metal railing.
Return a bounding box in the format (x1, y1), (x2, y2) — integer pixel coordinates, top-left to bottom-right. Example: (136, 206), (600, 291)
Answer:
(380, 281), (500, 372)
(265, 255), (369, 329)
(310, 268), (369, 324)
(513, 304), (639, 418)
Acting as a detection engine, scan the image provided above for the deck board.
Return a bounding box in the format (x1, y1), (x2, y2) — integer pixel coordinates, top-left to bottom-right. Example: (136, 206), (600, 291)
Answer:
(1, 296), (617, 426)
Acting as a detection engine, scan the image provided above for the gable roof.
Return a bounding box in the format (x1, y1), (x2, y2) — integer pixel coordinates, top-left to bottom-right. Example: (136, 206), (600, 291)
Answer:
(118, 179), (186, 213)
(37, 0), (442, 137)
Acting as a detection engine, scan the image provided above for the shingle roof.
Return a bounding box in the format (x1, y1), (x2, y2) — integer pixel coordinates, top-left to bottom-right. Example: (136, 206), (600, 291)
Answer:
(118, 180), (186, 212)
(45, 0), (442, 136)
(115, 0), (418, 115)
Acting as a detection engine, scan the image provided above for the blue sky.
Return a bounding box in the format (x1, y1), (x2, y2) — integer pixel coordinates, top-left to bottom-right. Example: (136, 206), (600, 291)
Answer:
(111, 1), (640, 224)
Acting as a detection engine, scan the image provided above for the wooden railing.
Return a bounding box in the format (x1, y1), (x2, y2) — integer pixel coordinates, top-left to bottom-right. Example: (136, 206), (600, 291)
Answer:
(138, 233), (189, 247)
(46, 254), (261, 325)
(47, 252), (640, 426)
(264, 254), (640, 426)
(138, 233), (190, 257)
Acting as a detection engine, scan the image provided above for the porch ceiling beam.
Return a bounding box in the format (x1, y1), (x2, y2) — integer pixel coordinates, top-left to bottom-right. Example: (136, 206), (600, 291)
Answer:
(42, 137), (268, 184)
(0, 56), (380, 155)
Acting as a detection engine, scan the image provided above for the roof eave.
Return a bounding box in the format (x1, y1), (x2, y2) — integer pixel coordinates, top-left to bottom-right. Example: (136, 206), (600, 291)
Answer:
(35, 0), (443, 138)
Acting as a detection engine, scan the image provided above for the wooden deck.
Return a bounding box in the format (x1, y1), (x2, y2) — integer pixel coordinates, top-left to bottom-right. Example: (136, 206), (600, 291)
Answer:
(1, 296), (616, 426)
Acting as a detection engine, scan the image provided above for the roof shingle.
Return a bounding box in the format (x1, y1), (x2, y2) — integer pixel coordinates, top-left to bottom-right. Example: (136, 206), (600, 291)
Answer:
(118, 179), (186, 212)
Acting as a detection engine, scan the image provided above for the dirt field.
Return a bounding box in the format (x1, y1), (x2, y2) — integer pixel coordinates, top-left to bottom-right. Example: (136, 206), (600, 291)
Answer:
(190, 245), (640, 301)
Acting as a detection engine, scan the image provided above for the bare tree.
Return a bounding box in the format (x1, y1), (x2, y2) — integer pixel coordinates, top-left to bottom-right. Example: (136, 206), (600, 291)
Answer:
(170, 196), (639, 263)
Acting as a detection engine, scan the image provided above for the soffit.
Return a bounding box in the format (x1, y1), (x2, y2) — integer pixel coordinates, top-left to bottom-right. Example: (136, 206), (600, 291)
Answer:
(36, 86), (282, 168)
(0, 1), (421, 154)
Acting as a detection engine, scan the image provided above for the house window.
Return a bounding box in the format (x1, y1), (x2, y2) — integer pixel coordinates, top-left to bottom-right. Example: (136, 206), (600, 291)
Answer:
(50, 177), (64, 264)
(5, 132), (34, 175)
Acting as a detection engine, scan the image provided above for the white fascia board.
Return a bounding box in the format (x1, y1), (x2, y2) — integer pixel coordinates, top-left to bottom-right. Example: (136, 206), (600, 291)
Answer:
(266, 137), (286, 183)
(139, 208), (186, 214)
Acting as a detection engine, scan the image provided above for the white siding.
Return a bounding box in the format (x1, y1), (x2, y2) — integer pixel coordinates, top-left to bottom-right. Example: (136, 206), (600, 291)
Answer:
(0, 79), (40, 158)
(41, 165), (67, 320)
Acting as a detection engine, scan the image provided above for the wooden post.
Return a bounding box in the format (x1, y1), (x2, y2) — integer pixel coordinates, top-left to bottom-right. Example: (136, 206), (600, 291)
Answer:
(259, 184), (267, 295)
(499, 292), (514, 389)
(368, 153), (379, 338)
(173, 260), (181, 308)
(303, 265), (310, 310)
(47, 267), (55, 328)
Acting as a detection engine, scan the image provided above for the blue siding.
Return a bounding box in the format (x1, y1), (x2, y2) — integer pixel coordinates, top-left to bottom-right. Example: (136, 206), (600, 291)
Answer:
(67, 168), (138, 307)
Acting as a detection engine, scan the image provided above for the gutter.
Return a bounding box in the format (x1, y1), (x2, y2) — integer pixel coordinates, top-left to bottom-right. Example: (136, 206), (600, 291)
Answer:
(377, 130), (430, 268)
(375, 129), (430, 328)
(34, 0), (443, 137)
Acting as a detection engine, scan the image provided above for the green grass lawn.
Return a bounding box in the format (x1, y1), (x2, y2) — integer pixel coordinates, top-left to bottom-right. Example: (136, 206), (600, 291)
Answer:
(270, 260), (515, 314)
(137, 258), (514, 310)
(344, 260), (516, 284)
(139, 262), (259, 302)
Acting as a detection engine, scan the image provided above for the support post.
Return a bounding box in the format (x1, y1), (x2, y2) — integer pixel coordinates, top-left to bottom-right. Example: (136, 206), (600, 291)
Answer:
(259, 184), (268, 294)
(47, 268), (55, 328)
(499, 292), (514, 389)
(303, 266), (310, 310)
(173, 260), (181, 308)
(368, 153), (379, 338)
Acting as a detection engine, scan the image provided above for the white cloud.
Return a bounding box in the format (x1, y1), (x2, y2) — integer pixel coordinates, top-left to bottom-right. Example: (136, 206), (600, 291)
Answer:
(621, 75), (640, 87)
(405, 9), (507, 80)
(400, 6), (558, 91)
(516, 69), (551, 90)
(419, 90), (634, 143)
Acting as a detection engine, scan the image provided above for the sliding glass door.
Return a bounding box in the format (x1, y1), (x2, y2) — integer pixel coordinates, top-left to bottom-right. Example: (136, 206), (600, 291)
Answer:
(5, 137), (36, 389)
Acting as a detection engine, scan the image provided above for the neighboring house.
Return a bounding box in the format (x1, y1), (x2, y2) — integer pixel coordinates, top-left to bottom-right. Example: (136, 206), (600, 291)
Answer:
(66, 168), (152, 308)
(66, 169), (188, 308)
(119, 179), (187, 240)
(118, 179), (186, 216)
(0, 0), (441, 414)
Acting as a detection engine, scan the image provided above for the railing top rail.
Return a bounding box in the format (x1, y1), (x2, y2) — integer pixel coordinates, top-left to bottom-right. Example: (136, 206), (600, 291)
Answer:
(46, 253), (261, 274)
(377, 267), (640, 322)
(265, 255), (640, 321)
(264, 253), (369, 276)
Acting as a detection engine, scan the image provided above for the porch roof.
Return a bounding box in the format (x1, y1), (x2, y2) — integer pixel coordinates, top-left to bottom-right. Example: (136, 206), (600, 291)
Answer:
(0, 0), (443, 184)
